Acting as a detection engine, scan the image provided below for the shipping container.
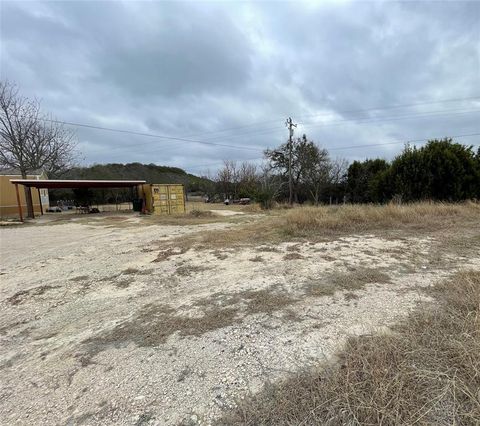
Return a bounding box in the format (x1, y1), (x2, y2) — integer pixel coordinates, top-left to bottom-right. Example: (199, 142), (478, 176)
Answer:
(141, 184), (186, 215)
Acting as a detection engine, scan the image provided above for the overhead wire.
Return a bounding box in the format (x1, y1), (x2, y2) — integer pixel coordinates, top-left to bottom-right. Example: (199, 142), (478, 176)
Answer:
(75, 106), (480, 157)
(118, 131), (480, 172)
(41, 96), (480, 153)
(172, 95), (480, 139)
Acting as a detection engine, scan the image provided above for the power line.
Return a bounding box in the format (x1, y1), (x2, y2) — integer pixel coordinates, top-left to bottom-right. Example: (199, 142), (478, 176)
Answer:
(76, 107), (480, 158)
(41, 97), (480, 153)
(86, 132), (479, 172)
(186, 156), (265, 170)
(328, 132), (480, 151)
(176, 95), (480, 139)
(184, 132), (480, 172)
(41, 118), (261, 152)
(296, 95), (480, 122)
(197, 107), (480, 142)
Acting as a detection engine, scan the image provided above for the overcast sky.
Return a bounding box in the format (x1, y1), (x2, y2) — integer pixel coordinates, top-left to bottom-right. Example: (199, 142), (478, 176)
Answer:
(1, 0), (479, 174)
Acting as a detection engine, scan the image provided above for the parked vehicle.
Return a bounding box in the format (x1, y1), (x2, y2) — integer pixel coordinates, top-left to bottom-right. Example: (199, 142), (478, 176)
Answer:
(46, 206), (62, 213)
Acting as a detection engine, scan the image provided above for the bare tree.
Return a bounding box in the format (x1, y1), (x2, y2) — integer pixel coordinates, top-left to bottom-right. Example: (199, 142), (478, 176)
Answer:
(258, 163), (283, 209)
(0, 81), (77, 217)
(228, 160), (239, 200)
(327, 157), (349, 204)
(216, 160), (233, 199)
(301, 144), (330, 205)
(329, 157), (349, 186)
(238, 161), (258, 197)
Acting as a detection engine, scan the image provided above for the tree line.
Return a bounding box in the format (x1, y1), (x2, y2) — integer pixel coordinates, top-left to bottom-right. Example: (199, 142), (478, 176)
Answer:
(206, 136), (480, 207)
(2, 80), (478, 214)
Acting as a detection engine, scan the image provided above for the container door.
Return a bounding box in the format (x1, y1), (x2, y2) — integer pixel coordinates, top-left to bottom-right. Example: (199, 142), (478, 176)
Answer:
(152, 185), (170, 215)
(168, 185), (185, 214)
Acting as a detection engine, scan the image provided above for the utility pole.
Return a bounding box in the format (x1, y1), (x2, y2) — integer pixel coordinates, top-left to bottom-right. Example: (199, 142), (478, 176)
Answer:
(285, 117), (297, 205)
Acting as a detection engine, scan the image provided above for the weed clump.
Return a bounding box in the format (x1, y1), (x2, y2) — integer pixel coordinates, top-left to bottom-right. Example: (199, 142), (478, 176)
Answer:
(189, 209), (213, 218)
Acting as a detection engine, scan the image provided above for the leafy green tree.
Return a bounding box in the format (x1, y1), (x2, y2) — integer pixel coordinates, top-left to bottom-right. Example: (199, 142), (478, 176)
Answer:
(346, 159), (390, 202)
(388, 139), (480, 201)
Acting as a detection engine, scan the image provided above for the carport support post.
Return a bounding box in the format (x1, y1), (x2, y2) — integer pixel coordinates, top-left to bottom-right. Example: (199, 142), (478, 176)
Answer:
(37, 188), (44, 215)
(15, 184), (23, 222)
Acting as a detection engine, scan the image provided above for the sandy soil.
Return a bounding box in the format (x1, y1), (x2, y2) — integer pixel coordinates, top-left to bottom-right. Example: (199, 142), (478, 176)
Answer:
(209, 210), (244, 216)
(0, 213), (478, 425)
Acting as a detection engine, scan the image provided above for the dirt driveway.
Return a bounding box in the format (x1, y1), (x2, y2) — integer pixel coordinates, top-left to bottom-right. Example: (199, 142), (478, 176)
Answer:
(0, 213), (478, 425)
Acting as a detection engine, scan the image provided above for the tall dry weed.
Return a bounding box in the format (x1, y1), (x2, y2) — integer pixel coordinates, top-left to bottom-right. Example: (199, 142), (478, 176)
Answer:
(218, 270), (480, 425)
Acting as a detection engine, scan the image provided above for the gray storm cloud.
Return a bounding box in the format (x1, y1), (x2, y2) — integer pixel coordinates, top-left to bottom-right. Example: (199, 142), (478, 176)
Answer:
(1, 0), (479, 173)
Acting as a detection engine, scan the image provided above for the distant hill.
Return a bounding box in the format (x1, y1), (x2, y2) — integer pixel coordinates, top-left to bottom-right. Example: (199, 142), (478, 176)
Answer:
(62, 163), (211, 192)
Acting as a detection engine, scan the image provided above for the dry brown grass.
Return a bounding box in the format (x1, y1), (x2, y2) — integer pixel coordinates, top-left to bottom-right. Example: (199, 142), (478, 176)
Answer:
(218, 270), (480, 425)
(282, 201), (480, 237)
(283, 252), (305, 260)
(82, 286), (297, 364)
(169, 202), (480, 252)
(153, 247), (188, 262)
(175, 264), (212, 276)
(81, 303), (240, 365)
(241, 289), (297, 316)
(304, 267), (391, 297)
(7, 285), (58, 305)
(189, 209), (214, 218)
(194, 287), (298, 317)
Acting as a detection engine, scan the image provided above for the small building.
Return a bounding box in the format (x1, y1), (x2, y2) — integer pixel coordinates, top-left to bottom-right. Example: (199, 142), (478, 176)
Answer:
(0, 169), (49, 218)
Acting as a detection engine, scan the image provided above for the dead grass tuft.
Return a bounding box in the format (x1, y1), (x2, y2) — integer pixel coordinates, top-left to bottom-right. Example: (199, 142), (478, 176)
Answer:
(189, 209), (213, 218)
(176, 264), (211, 276)
(343, 291), (359, 301)
(115, 277), (135, 288)
(153, 247), (188, 262)
(212, 250), (229, 260)
(194, 287), (298, 317)
(83, 303), (240, 358)
(218, 270), (480, 425)
(283, 252), (305, 260)
(256, 246), (281, 253)
(82, 287), (296, 365)
(7, 285), (58, 305)
(304, 267), (390, 298)
(241, 289), (297, 315)
(242, 203), (263, 213)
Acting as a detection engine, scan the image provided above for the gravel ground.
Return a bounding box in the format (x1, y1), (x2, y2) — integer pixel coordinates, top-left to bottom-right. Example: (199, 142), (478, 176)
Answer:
(0, 213), (478, 425)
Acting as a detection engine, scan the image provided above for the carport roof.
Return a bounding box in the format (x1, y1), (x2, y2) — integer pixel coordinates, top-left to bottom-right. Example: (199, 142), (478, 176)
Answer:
(9, 179), (146, 189)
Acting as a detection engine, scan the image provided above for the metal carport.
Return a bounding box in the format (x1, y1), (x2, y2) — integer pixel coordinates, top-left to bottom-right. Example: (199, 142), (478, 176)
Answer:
(9, 179), (146, 221)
